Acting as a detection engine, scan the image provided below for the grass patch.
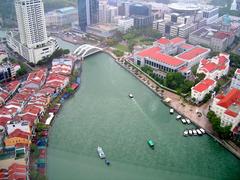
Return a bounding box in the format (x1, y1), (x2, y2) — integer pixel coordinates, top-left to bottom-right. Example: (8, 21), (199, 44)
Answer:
(115, 44), (129, 52)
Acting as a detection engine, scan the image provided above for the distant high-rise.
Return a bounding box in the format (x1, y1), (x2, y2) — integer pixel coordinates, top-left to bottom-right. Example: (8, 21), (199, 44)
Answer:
(15, 0), (48, 48)
(78, 0), (99, 32)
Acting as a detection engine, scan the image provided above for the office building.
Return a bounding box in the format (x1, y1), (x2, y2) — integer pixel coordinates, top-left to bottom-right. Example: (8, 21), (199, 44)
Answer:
(118, 17), (134, 33)
(45, 7), (78, 27)
(78, 0), (99, 32)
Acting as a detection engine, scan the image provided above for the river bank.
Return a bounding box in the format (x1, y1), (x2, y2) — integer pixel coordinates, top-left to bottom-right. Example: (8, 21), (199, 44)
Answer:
(104, 50), (240, 159)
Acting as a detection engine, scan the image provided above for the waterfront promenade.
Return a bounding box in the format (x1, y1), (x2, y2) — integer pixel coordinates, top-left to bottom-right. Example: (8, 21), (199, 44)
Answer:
(105, 50), (240, 159)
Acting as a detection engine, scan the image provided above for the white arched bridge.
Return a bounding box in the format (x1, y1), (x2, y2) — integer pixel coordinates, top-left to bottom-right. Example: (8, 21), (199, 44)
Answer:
(73, 44), (102, 59)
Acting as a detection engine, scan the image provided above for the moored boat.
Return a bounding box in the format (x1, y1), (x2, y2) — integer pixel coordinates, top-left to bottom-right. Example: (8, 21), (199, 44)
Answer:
(147, 140), (154, 149)
(199, 128), (206, 134)
(186, 119), (191, 124)
(196, 129), (202, 135)
(181, 118), (187, 124)
(183, 130), (188, 136)
(188, 130), (193, 136)
(170, 108), (174, 114)
(193, 130), (197, 136)
(176, 115), (181, 120)
(97, 146), (106, 159)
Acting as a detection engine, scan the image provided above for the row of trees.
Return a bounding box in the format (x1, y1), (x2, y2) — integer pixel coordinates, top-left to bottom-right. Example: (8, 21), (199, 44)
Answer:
(37, 48), (70, 66)
(207, 111), (231, 139)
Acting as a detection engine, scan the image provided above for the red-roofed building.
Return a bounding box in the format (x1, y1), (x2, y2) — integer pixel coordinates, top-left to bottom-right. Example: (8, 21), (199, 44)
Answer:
(230, 68), (240, 90)
(191, 78), (216, 103)
(197, 53), (230, 79)
(44, 73), (70, 91)
(211, 88), (240, 129)
(177, 46), (210, 67)
(24, 69), (47, 89)
(134, 47), (186, 78)
(7, 163), (28, 180)
(6, 80), (21, 95)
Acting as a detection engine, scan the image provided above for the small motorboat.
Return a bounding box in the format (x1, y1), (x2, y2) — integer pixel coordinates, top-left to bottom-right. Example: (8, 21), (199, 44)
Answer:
(181, 118), (186, 124)
(196, 129), (202, 136)
(105, 159), (110, 166)
(186, 119), (191, 124)
(192, 130), (197, 136)
(129, 93), (134, 98)
(170, 108), (174, 114)
(176, 115), (181, 120)
(183, 130), (188, 136)
(199, 128), (205, 134)
(188, 130), (193, 136)
(147, 140), (154, 149)
(97, 146), (106, 159)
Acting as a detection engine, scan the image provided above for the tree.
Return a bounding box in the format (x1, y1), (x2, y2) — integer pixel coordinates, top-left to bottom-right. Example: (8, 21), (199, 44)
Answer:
(230, 53), (240, 68)
(141, 65), (153, 76)
(202, 93), (212, 103)
(36, 122), (47, 132)
(195, 73), (206, 84)
(63, 49), (70, 54)
(164, 72), (185, 90)
(207, 111), (231, 139)
(30, 144), (39, 159)
(191, 64), (198, 76)
(112, 49), (124, 57)
(16, 65), (27, 77)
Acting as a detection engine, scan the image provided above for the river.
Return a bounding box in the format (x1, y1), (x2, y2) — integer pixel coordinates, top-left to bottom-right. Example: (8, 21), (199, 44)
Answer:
(45, 38), (240, 180)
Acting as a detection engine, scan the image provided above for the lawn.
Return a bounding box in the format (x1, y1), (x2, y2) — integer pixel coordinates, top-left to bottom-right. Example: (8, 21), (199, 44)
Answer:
(115, 44), (129, 52)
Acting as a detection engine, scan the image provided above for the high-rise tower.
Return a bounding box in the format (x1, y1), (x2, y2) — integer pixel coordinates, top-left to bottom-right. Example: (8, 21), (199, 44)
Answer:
(15, 0), (48, 48)
(78, 0), (99, 31)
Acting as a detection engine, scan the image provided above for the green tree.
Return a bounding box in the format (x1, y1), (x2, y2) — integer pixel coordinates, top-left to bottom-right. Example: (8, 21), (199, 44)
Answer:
(16, 65), (27, 77)
(36, 122), (47, 132)
(63, 49), (70, 54)
(141, 65), (153, 76)
(112, 49), (124, 57)
(202, 93), (212, 103)
(207, 111), (231, 139)
(164, 72), (185, 90)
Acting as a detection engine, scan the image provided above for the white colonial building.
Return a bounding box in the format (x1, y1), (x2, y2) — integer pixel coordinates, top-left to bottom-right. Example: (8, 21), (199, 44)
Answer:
(6, 0), (58, 64)
(191, 78), (216, 103)
(230, 69), (240, 90)
(197, 53), (230, 79)
(211, 88), (240, 129)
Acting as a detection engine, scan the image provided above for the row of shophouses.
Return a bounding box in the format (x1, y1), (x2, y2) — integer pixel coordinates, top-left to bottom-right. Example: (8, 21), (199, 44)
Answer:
(0, 55), (77, 179)
(133, 36), (240, 138)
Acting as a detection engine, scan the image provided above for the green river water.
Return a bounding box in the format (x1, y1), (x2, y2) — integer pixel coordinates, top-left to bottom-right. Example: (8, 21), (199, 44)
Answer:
(46, 38), (240, 180)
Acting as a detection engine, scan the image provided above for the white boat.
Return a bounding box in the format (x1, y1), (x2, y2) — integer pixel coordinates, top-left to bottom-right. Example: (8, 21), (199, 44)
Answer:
(196, 129), (202, 135)
(97, 146), (106, 159)
(186, 119), (191, 124)
(188, 130), (193, 136)
(129, 94), (134, 98)
(181, 118), (186, 124)
(170, 108), (174, 114)
(176, 115), (181, 120)
(183, 130), (188, 136)
(199, 128), (206, 134)
(192, 130), (197, 136)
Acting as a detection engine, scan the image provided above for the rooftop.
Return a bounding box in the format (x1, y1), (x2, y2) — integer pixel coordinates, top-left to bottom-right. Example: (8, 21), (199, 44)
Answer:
(137, 47), (185, 67)
(193, 78), (216, 92)
(217, 88), (240, 109)
(178, 46), (209, 61)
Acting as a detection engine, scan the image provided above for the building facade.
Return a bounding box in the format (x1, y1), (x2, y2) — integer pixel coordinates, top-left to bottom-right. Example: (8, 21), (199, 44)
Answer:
(15, 0), (48, 48)
(118, 17), (134, 33)
(6, 0), (58, 64)
(78, 0), (99, 32)
(45, 7), (78, 27)
(230, 69), (240, 90)
(211, 88), (240, 129)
